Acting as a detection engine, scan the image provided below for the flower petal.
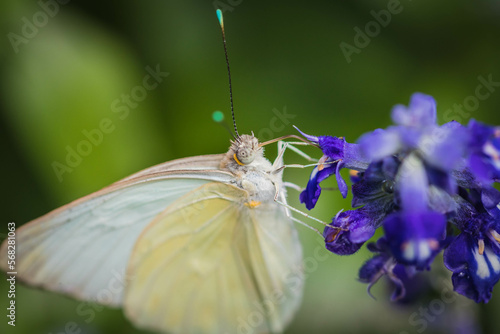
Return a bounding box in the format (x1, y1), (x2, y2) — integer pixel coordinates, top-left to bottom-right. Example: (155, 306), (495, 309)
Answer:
(359, 254), (387, 284)
(336, 161), (348, 198)
(359, 238), (413, 301)
(444, 233), (500, 303)
(469, 153), (496, 183)
(425, 166), (457, 195)
(359, 128), (401, 161)
(467, 120), (500, 184)
(384, 211), (446, 269)
(396, 153), (429, 212)
(481, 187), (500, 219)
(419, 122), (468, 171)
(391, 92), (437, 128)
(299, 165), (336, 210)
(427, 185), (458, 214)
(343, 142), (371, 171)
(293, 126), (319, 143)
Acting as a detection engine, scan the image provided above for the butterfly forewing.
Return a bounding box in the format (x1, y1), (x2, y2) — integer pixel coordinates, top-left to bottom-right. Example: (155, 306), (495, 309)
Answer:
(0, 165), (234, 306)
(119, 154), (226, 182)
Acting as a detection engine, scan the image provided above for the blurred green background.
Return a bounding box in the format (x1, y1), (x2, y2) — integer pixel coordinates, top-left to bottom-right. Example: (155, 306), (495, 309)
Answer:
(1, 0), (500, 333)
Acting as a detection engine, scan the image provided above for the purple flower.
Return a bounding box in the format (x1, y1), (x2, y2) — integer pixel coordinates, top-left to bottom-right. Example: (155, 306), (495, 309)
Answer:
(383, 211), (446, 270)
(324, 209), (377, 255)
(358, 93), (440, 162)
(391, 153), (449, 267)
(359, 238), (415, 301)
(444, 193), (500, 303)
(296, 127), (369, 209)
(391, 92), (437, 128)
(359, 95), (467, 173)
(444, 232), (500, 303)
(467, 119), (500, 184)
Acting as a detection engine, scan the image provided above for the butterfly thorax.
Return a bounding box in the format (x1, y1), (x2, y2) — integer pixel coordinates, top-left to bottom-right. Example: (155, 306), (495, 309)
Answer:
(220, 134), (282, 204)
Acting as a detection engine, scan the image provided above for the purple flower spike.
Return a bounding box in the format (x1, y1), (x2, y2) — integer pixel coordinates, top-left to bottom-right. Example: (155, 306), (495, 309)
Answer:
(296, 92), (500, 304)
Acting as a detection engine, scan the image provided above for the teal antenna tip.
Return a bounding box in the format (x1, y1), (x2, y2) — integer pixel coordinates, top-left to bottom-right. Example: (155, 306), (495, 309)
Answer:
(216, 9), (223, 27)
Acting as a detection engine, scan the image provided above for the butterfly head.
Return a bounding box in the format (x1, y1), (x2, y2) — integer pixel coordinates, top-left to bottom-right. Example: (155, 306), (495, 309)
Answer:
(232, 134), (261, 165)
(221, 134), (265, 171)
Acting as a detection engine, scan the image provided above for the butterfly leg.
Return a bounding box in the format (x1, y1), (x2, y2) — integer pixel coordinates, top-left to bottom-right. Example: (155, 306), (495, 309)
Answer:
(280, 141), (318, 162)
(275, 189), (324, 237)
(282, 181), (302, 192)
(272, 140), (337, 175)
(283, 181), (338, 195)
(273, 183), (341, 238)
(272, 141), (317, 170)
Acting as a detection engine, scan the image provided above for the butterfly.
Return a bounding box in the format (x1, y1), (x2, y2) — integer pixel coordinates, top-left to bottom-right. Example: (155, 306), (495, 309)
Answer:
(0, 10), (309, 334)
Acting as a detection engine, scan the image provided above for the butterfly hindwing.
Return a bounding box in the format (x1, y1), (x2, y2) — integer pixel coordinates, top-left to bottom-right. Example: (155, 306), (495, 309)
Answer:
(124, 182), (303, 334)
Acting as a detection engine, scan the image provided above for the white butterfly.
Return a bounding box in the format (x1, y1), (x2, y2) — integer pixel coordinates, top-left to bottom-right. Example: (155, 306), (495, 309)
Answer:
(0, 10), (320, 333)
(0, 133), (304, 334)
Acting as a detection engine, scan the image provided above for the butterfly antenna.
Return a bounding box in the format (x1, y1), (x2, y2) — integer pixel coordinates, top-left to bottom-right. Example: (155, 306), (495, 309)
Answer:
(216, 9), (239, 138)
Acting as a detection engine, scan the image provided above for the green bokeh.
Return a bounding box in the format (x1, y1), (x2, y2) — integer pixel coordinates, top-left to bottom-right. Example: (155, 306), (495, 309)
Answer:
(212, 110), (224, 123)
(1, 1), (499, 333)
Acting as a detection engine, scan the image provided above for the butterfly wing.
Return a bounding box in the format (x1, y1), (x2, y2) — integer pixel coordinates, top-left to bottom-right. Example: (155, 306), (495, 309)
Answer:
(124, 182), (303, 334)
(119, 154), (225, 181)
(0, 164), (234, 307)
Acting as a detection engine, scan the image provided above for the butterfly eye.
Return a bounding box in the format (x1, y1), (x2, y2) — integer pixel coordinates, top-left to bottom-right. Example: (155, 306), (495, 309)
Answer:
(236, 148), (255, 164)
